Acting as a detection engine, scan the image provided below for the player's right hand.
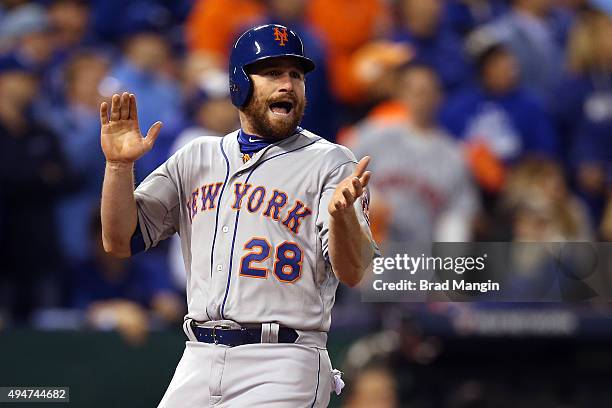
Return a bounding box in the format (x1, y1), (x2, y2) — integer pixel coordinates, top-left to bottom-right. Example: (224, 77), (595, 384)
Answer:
(100, 92), (162, 164)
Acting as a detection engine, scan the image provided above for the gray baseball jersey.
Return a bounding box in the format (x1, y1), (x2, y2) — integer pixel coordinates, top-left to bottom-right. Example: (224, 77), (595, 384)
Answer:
(351, 122), (478, 243)
(133, 128), (378, 332)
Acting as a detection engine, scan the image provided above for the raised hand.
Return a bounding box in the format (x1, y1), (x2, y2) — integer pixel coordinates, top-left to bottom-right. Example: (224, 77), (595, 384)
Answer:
(100, 92), (162, 164)
(328, 156), (372, 216)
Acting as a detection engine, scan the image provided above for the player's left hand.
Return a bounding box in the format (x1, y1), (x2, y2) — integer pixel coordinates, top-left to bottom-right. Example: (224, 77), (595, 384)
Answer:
(328, 156), (371, 217)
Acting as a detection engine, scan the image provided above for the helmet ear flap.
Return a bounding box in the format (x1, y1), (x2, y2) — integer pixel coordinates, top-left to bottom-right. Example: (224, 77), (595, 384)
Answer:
(230, 65), (252, 107)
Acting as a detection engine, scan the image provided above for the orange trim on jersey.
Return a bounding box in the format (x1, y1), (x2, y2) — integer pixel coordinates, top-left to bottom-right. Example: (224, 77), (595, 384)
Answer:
(190, 188), (200, 219)
(232, 182), (252, 210)
(247, 186), (266, 213)
(281, 200), (312, 234)
(201, 182), (224, 211)
(263, 189), (289, 221)
(239, 237), (272, 279)
(273, 241), (303, 284)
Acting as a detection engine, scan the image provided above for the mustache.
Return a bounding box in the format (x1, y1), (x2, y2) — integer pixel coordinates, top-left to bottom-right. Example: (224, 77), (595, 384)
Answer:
(267, 95), (299, 105)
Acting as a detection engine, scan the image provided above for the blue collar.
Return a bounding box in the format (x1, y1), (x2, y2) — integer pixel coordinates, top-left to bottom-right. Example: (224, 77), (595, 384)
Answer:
(237, 127), (303, 154)
(237, 129), (274, 154)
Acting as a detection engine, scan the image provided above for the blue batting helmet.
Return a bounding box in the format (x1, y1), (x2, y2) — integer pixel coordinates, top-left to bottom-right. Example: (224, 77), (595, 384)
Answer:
(229, 24), (315, 107)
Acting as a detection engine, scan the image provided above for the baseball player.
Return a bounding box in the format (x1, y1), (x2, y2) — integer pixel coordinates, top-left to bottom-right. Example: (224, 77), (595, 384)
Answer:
(99, 24), (379, 407)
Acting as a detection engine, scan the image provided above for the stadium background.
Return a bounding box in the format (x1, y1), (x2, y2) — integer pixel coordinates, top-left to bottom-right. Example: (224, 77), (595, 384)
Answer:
(2, 0), (612, 406)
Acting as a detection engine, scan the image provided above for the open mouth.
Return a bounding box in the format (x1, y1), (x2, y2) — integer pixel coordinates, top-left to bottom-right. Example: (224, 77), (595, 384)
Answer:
(269, 101), (294, 116)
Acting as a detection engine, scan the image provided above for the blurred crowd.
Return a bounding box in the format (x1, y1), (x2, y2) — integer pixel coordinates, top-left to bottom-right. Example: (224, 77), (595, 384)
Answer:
(2, 0), (612, 403)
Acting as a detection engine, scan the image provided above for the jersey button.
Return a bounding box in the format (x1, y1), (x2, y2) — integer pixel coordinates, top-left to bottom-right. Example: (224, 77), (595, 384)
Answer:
(216, 264), (223, 272)
(222, 226), (229, 233)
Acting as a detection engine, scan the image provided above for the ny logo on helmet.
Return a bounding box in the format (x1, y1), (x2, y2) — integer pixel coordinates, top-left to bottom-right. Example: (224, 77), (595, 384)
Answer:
(273, 27), (288, 46)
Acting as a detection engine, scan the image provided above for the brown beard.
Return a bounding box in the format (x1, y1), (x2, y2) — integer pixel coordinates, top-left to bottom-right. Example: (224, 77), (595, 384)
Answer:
(242, 92), (306, 140)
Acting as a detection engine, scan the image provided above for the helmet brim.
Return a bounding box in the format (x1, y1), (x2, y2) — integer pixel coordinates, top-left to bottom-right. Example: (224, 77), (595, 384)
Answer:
(244, 54), (315, 74)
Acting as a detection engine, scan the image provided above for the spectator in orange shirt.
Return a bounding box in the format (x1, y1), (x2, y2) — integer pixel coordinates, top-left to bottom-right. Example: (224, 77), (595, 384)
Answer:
(185, 0), (266, 60)
(307, 0), (391, 104)
(337, 42), (413, 145)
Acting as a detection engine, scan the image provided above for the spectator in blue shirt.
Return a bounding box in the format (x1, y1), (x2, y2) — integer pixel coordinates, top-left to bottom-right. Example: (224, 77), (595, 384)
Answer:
(551, 9), (612, 227)
(71, 211), (183, 344)
(109, 30), (184, 181)
(475, 0), (565, 99)
(393, 0), (472, 92)
(45, 0), (106, 105)
(47, 51), (110, 263)
(0, 3), (57, 74)
(441, 42), (558, 165)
